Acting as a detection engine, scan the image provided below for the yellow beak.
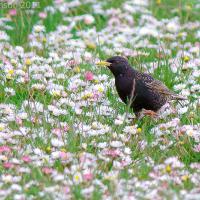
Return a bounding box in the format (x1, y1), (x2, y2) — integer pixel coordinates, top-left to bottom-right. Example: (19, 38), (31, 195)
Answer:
(96, 61), (111, 67)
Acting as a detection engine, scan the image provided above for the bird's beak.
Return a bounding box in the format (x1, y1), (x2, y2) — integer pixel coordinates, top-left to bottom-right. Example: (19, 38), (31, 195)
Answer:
(96, 61), (111, 67)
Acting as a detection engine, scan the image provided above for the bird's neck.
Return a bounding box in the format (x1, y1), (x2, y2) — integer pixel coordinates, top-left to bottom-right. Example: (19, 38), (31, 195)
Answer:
(113, 67), (134, 79)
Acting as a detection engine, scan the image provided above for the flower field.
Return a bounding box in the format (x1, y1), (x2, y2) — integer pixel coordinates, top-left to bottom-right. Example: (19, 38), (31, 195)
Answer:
(0, 0), (200, 199)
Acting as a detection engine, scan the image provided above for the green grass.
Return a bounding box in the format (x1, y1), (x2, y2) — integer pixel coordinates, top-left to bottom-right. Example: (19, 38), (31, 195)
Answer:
(150, 0), (200, 22)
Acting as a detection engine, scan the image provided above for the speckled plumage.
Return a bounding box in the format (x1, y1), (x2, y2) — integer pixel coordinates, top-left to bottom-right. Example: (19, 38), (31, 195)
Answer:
(106, 56), (186, 117)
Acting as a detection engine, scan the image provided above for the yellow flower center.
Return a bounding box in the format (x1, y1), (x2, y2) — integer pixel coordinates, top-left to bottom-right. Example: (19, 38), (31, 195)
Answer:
(86, 41), (96, 50)
(0, 125), (4, 131)
(93, 79), (99, 84)
(25, 59), (32, 66)
(52, 91), (61, 97)
(82, 93), (93, 100)
(74, 175), (80, 181)
(60, 148), (66, 152)
(74, 66), (80, 73)
(98, 86), (104, 93)
(46, 146), (51, 153)
(156, 0), (161, 5)
(178, 141), (184, 145)
(183, 56), (190, 62)
(165, 165), (171, 173)
(137, 128), (142, 133)
(42, 37), (47, 43)
(182, 175), (189, 181)
(8, 69), (14, 75)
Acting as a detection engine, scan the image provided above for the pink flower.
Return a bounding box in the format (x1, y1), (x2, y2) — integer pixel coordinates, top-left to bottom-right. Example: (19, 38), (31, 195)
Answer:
(84, 15), (95, 25)
(83, 172), (93, 181)
(195, 42), (200, 47)
(1, 55), (9, 64)
(0, 146), (11, 153)
(104, 149), (121, 158)
(31, 117), (37, 124)
(63, 125), (69, 132)
(3, 162), (13, 169)
(39, 12), (47, 19)
(85, 71), (94, 81)
(93, 91), (102, 101)
(55, 0), (63, 4)
(63, 186), (70, 194)
(22, 155), (31, 163)
(193, 144), (200, 152)
(9, 9), (17, 16)
(59, 152), (68, 160)
(120, 160), (129, 167)
(42, 167), (53, 175)
(52, 128), (62, 137)
(66, 59), (78, 67)
(16, 117), (22, 126)
(52, 126), (69, 138)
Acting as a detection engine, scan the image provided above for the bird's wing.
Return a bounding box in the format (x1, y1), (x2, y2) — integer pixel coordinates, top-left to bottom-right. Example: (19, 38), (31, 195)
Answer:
(134, 71), (154, 82)
(146, 79), (174, 96)
(146, 79), (187, 100)
(134, 71), (168, 93)
(134, 70), (186, 100)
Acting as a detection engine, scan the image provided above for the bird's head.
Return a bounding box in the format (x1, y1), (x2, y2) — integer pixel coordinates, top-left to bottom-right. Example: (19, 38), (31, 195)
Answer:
(96, 56), (129, 77)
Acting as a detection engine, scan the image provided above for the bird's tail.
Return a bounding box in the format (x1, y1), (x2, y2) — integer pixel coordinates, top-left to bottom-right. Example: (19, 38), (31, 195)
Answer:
(171, 94), (187, 101)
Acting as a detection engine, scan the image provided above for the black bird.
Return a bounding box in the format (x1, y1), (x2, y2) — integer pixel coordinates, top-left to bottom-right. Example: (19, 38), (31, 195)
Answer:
(96, 56), (186, 118)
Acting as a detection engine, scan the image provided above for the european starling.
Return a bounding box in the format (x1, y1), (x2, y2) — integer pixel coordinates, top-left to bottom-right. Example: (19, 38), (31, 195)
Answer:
(96, 56), (186, 118)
